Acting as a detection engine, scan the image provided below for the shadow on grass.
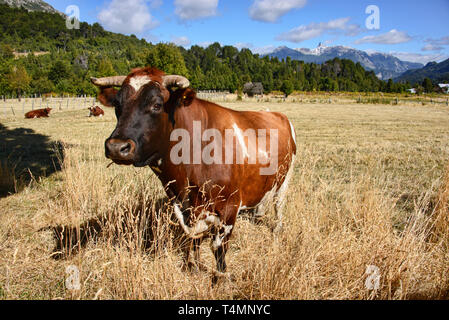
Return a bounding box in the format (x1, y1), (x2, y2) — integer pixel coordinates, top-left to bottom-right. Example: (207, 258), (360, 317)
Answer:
(42, 196), (189, 260)
(0, 123), (64, 198)
(43, 201), (277, 262)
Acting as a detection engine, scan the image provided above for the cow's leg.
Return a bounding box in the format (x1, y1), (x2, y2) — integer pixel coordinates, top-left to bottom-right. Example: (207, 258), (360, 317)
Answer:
(173, 203), (220, 239)
(192, 238), (207, 272)
(180, 238), (192, 272)
(174, 202), (220, 272)
(180, 237), (205, 272)
(210, 222), (234, 284)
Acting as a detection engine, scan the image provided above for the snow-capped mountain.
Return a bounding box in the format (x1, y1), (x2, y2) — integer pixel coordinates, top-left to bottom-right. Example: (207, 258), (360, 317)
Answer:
(266, 43), (423, 80)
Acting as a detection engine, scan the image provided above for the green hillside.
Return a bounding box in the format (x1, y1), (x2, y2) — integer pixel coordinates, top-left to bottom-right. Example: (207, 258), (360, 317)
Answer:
(0, 4), (410, 98)
(396, 59), (449, 84)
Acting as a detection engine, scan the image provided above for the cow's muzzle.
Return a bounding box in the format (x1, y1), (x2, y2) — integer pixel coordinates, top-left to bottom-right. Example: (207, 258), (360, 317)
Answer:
(105, 138), (136, 163)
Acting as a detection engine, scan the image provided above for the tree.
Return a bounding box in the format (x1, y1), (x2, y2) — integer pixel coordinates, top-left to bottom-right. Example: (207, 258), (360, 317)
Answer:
(0, 44), (14, 59)
(386, 79), (394, 93)
(96, 57), (115, 77)
(281, 80), (294, 97)
(146, 43), (189, 77)
(31, 77), (54, 94)
(7, 65), (31, 100)
(48, 60), (69, 84)
(422, 77), (433, 93)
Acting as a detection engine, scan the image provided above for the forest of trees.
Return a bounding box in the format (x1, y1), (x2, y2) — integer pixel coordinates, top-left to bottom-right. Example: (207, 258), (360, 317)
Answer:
(0, 4), (414, 98)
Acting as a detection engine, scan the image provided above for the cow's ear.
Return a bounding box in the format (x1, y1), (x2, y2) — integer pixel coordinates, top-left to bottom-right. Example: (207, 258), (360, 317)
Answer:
(97, 87), (118, 108)
(180, 88), (196, 107)
(165, 88), (196, 126)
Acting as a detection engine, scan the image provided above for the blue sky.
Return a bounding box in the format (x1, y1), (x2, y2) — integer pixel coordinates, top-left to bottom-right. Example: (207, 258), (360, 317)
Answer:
(47, 0), (449, 64)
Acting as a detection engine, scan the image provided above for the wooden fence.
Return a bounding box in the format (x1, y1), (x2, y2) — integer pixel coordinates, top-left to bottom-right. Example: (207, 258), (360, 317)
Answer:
(0, 95), (96, 119)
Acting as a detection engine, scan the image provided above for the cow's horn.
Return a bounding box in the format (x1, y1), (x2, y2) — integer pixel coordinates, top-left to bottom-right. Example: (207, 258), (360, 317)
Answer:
(90, 76), (127, 87)
(162, 75), (190, 89)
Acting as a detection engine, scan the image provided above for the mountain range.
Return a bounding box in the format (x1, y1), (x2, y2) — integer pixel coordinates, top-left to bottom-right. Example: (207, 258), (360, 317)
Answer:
(264, 43), (423, 80)
(395, 59), (449, 84)
(2, 0), (445, 85)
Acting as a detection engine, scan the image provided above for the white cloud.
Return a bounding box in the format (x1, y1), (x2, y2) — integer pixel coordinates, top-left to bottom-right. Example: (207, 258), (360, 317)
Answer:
(171, 36), (191, 47)
(98, 0), (158, 34)
(276, 17), (360, 43)
(345, 24), (363, 37)
(422, 36), (449, 52)
(422, 44), (444, 52)
(149, 0), (163, 8)
(174, 0), (218, 21)
(354, 29), (412, 45)
(389, 51), (448, 65)
(249, 0), (307, 23)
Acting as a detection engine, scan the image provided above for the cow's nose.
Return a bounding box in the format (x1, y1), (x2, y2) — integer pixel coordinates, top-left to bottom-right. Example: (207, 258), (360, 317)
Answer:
(105, 138), (136, 161)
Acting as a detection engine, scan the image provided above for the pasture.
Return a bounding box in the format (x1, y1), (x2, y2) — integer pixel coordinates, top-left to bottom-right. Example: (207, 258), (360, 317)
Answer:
(1, 98), (449, 299)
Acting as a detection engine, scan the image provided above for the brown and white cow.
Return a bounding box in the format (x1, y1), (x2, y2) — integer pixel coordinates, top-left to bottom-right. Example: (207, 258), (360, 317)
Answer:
(91, 67), (296, 279)
(25, 107), (52, 119)
(88, 106), (105, 117)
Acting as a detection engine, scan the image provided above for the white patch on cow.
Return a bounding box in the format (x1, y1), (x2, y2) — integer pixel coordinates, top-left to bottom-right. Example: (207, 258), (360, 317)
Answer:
(237, 201), (249, 214)
(129, 76), (151, 92)
(212, 224), (233, 249)
(173, 203), (221, 239)
(99, 114), (103, 117)
(274, 153), (296, 232)
(253, 151), (296, 233)
(254, 185), (277, 217)
(232, 123), (249, 158)
(289, 120), (297, 145)
(157, 158), (163, 166)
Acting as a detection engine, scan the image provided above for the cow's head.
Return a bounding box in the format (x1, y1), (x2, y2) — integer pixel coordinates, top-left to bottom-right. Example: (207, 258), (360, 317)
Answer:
(45, 107), (52, 114)
(91, 67), (195, 167)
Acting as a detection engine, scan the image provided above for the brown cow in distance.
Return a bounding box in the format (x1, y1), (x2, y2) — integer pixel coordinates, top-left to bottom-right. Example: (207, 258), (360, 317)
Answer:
(91, 67), (296, 282)
(25, 107), (52, 119)
(88, 106), (105, 117)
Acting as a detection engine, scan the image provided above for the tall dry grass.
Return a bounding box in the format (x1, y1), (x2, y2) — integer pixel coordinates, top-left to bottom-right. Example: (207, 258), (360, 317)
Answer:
(1, 143), (448, 299)
(1, 102), (449, 299)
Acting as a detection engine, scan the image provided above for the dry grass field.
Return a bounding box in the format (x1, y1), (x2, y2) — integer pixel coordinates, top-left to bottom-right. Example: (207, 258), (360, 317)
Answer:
(1, 99), (449, 300)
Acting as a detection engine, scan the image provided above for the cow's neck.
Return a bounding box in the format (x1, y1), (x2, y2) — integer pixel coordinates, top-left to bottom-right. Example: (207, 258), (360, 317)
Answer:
(155, 99), (208, 190)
